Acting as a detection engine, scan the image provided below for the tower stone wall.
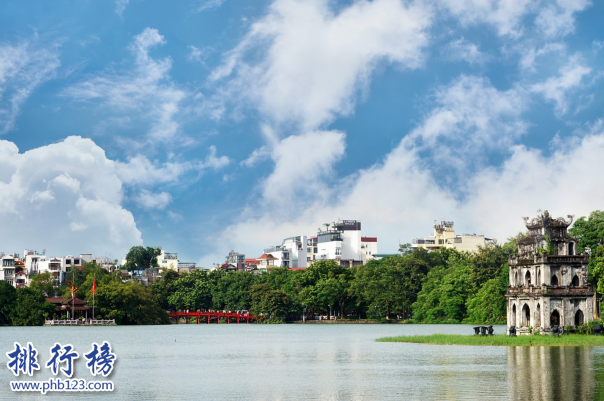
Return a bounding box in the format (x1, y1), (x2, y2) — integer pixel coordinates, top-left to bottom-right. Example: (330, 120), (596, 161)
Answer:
(506, 211), (594, 334)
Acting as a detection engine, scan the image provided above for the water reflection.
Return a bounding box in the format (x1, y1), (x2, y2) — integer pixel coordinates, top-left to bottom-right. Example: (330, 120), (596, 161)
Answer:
(508, 346), (594, 401)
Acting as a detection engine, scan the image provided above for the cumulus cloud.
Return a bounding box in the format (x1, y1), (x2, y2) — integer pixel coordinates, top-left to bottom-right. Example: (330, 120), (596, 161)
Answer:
(463, 128), (604, 240)
(135, 190), (172, 210)
(0, 37), (61, 134)
(211, 0), (433, 131)
(64, 28), (187, 143)
(0, 136), (142, 257)
(530, 54), (591, 115)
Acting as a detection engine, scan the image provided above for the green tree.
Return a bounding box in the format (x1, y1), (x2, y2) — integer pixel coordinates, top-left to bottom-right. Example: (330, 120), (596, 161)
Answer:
(212, 271), (259, 311)
(589, 246), (604, 294)
(468, 243), (511, 291)
(569, 211), (604, 254)
(29, 272), (55, 296)
(94, 281), (169, 325)
(464, 266), (509, 324)
(250, 284), (290, 322)
(168, 270), (214, 311)
(352, 256), (428, 319)
(123, 246), (162, 271)
(11, 287), (55, 326)
(151, 269), (180, 310)
(0, 281), (17, 325)
(412, 254), (472, 323)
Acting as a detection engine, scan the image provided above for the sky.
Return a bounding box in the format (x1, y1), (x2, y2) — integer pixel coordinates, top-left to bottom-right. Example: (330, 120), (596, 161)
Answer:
(0, 0), (603, 266)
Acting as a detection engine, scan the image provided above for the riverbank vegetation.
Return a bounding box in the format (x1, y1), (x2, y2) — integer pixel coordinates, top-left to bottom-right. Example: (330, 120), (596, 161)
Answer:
(377, 334), (604, 346)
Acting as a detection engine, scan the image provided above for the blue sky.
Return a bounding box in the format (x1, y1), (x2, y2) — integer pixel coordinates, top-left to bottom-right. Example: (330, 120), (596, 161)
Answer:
(1, 0), (603, 265)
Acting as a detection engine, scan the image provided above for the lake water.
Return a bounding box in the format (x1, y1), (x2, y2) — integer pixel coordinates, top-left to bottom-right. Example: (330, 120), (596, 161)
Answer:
(2, 323), (604, 400)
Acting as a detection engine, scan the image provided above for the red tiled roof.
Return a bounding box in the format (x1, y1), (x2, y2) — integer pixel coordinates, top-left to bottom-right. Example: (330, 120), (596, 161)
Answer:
(289, 267), (306, 270)
(257, 253), (278, 260)
(361, 237), (377, 242)
(245, 259), (259, 264)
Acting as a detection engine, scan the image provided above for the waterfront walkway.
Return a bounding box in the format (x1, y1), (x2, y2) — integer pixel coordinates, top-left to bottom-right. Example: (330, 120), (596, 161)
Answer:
(44, 319), (116, 326)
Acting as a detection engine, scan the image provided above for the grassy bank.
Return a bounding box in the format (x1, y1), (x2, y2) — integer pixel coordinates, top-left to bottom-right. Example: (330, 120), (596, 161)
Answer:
(376, 334), (604, 346)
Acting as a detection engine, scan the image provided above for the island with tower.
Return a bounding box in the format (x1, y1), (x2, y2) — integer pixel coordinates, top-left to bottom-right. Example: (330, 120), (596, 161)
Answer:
(507, 211), (595, 335)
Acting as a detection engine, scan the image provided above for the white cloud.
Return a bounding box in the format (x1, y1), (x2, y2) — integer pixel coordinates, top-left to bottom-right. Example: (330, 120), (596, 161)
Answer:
(463, 128), (604, 240)
(167, 211), (183, 222)
(241, 145), (271, 167)
(0, 136), (142, 256)
(438, 0), (536, 37)
(442, 37), (490, 65)
(402, 75), (528, 177)
(211, 0), (433, 131)
(530, 54), (591, 115)
(64, 28), (187, 143)
(115, 0), (129, 16)
(196, 0), (226, 13)
(518, 41), (566, 71)
(534, 0), (590, 38)
(188, 45), (203, 62)
(135, 190), (172, 210)
(114, 146), (230, 185)
(0, 37), (61, 134)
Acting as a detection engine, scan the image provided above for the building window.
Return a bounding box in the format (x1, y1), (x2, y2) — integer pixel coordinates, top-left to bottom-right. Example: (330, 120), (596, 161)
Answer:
(283, 253), (289, 259)
(313, 255), (316, 260)
(307, 247), (311, 253)
(335, 248), (341, 255)
(74, 259), (80, 264)
(314, 248), (318, 253)
(307, 257), (311, 262)
(66, 260), (71, 265)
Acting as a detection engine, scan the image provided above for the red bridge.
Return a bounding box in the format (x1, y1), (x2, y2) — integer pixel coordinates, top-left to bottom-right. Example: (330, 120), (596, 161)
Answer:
(169, 311), (260, 324)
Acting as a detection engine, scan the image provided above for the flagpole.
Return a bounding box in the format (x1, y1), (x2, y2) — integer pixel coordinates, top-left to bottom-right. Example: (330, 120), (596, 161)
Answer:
(72, 270), (74, 321)
(93, 273), (95, 321)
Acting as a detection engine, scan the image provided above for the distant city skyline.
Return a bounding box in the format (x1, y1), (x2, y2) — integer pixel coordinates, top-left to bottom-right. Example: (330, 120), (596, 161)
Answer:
(1, 0), (603, 266)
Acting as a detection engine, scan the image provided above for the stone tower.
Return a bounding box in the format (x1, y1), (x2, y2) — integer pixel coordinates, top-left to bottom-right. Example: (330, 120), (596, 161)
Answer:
(506, 211), (594, 334)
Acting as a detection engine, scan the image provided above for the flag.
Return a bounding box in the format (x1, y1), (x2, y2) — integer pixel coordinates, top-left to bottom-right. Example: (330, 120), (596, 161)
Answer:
(66, 280), (78, 299)
(92, 279), (96, 294)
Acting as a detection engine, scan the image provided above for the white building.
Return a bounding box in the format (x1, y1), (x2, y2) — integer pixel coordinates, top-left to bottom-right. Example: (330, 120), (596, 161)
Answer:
(263, 236), (308, 268)
(23, 249), (46, 275)
(158, 250), (179, 270)
(308, 220), (378, 267)
(412, 221), (494, 253)
(37, 258), (65, 286)
(1, 253), (18, 287)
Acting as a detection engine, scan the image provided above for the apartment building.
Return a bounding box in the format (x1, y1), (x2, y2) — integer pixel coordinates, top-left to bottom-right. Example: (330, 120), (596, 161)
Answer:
(412, 221), (494, 253)
(307, 220), (378, 267)
(263, 236), (308, 269)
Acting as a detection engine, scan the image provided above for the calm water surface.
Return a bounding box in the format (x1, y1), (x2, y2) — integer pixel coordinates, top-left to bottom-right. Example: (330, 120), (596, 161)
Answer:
(1, 324), (604, 400)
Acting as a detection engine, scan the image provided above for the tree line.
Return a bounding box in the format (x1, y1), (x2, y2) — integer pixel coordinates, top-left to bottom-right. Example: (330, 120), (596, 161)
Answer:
(1, 210), (602, 326)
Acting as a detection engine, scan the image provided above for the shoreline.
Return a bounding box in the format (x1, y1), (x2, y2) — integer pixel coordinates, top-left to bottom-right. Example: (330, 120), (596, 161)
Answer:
(376, 334), (604, 346)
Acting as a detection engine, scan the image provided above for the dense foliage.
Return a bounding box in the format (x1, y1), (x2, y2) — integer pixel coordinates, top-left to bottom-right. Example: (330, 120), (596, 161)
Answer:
(123, 245), (162, 271)
(0, 282), (55, 326)
(146, 243), (516, 324)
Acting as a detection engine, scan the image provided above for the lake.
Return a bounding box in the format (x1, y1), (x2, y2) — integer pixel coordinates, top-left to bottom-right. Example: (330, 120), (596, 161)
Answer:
(2, 323), (604, 400)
